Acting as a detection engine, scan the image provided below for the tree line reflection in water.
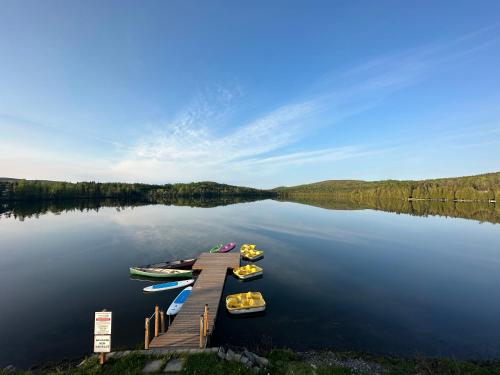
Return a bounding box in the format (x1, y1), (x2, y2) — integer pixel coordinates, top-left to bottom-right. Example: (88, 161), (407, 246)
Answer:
(1, 196), (498, 224)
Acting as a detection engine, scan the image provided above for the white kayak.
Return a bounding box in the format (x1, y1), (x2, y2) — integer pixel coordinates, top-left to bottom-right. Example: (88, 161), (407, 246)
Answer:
(143, 279), (194, 293)
(167, 286), (192, 315)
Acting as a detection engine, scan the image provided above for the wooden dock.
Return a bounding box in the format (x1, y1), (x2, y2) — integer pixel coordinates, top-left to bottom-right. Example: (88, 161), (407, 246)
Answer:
(149, 252), (240, 348)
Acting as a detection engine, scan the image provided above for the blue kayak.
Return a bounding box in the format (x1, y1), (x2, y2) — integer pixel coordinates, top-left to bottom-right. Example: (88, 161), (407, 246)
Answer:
(167, 286), (193, 315)
(143, 279), (194, 293)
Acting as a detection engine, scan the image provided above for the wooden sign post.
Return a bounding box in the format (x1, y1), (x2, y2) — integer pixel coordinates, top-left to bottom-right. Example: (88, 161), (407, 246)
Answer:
(94, 310), (112, 365)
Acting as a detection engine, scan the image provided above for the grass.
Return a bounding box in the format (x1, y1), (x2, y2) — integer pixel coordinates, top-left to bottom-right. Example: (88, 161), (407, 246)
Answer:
(182, 353), (253, 374)
(2, 350), (500, 374)
(1, 354), (149, 375)
(267, 349), (354, 375)
(382, 357), (500, 375)
(316, 368), (356, 375)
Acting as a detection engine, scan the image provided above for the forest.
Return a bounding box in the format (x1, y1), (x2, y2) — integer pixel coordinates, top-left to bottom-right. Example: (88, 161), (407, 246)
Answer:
(275, 172), (500, 202)
(1, 172), (499, 203)
(0, 179), (274, 202)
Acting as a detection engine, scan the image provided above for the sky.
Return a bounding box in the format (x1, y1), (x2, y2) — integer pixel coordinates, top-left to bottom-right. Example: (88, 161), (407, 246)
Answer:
(0, 0), (499, 188)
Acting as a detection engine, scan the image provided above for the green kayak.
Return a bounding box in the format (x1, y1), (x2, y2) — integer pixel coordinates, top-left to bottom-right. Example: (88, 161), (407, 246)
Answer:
(209, 244), (223, 253)
(129, 267), (193, 278)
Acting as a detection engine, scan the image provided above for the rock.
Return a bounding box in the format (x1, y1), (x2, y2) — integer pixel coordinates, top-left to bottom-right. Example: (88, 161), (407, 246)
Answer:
(164, 358), (184, 373)
(217, 347), (226, 360)
(233, 353), (242, 362)
(255, 356), (269, 367)
(210, 347), (219, 352)
(226, 349), (235, 361)
(114, 350), (130, 359)
(252, 366), (260, 374)
(243, 350), (257, 363)
(142, 360), (163, 373)
(240, 356), (252, 367)
(4, 365), (15, 371)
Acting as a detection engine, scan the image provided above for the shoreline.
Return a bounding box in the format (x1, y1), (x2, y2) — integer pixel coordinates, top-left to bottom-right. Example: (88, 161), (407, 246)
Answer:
(3, 347), (500, 374)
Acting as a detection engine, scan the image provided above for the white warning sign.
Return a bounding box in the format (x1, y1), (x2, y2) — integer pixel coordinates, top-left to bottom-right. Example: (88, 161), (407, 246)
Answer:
(94, 311), (112, 335)
(93, 335), (111, 353)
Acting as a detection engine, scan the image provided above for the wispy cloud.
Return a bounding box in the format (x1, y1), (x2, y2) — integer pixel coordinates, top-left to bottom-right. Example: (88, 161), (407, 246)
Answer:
(240, 146), (386, 168)
(132, 100), (316, 164)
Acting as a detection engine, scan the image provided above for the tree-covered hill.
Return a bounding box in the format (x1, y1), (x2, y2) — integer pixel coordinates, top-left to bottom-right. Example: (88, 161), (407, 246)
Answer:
(274, 172), (500, 202)
(2, 172), (499, 203)
(0, 179), (275, 202)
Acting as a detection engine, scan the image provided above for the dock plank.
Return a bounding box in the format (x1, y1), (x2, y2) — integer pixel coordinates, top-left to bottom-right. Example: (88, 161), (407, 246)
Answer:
(149, 252), (240, 349)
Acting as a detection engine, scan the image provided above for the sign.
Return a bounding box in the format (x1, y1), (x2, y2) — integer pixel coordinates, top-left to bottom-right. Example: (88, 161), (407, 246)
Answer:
(94, 311), (112, 335)
(94, 310), (112, 354)
(94, 335), (111, 353)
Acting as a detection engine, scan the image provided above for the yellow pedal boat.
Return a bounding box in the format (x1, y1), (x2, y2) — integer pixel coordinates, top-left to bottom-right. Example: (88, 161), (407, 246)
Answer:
(240, 244), (256, 251)
(226, 292), (266, 314)
(241, 248), (264, 261)
(233, 264), (263, 280)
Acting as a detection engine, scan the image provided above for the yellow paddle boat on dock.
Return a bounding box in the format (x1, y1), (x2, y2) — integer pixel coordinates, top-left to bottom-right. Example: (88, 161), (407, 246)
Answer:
(226, 292), (266, 314)
(233, 264), (263, 280)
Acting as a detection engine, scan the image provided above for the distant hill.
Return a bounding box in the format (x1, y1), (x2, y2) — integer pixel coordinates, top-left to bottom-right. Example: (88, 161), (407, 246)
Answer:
(274, 172), (500, 202)
(0, 177), (21, 182)
(0, 179), (275, 201)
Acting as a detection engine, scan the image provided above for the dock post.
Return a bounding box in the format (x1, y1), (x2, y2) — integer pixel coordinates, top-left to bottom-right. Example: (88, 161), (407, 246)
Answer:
(199, 314), (204, 349)
(160, 310), (165, 333)
(203, 304), (209, 337)
(144, 318), (150, 349)
(154, 305), (159, 337)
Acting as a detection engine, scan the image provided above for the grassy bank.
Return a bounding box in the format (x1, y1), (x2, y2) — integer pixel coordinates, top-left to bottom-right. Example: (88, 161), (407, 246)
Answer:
(2, 349), (500, 375)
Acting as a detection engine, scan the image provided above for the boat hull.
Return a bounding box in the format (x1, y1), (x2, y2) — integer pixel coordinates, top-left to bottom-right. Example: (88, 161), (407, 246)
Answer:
(219, 242), (236, 253)
(228, 306), (266, 314)
(241, 254), (264, 261)
(235, 270), (263, 280)
(209, 244), (223, 253)
(130, 258), (196, 272)
(129, 268), (193, 278)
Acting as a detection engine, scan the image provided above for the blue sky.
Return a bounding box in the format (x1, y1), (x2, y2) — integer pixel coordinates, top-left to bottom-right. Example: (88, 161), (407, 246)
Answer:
(1, 0), (499, 188)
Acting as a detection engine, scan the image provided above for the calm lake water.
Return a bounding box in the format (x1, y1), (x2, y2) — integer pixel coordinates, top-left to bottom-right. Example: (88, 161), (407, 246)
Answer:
(1, 199), (499, 368)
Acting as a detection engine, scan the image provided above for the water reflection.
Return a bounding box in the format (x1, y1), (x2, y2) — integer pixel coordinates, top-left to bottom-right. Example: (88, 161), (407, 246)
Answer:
(0, 200), (499, 368)
(279, 196), (499, 224)
(1, 196), (498, 224)
(0, 196), (264, 221)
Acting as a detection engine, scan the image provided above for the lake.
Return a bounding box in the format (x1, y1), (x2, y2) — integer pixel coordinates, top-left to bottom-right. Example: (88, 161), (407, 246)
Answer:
(1, 198), (499, 368)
